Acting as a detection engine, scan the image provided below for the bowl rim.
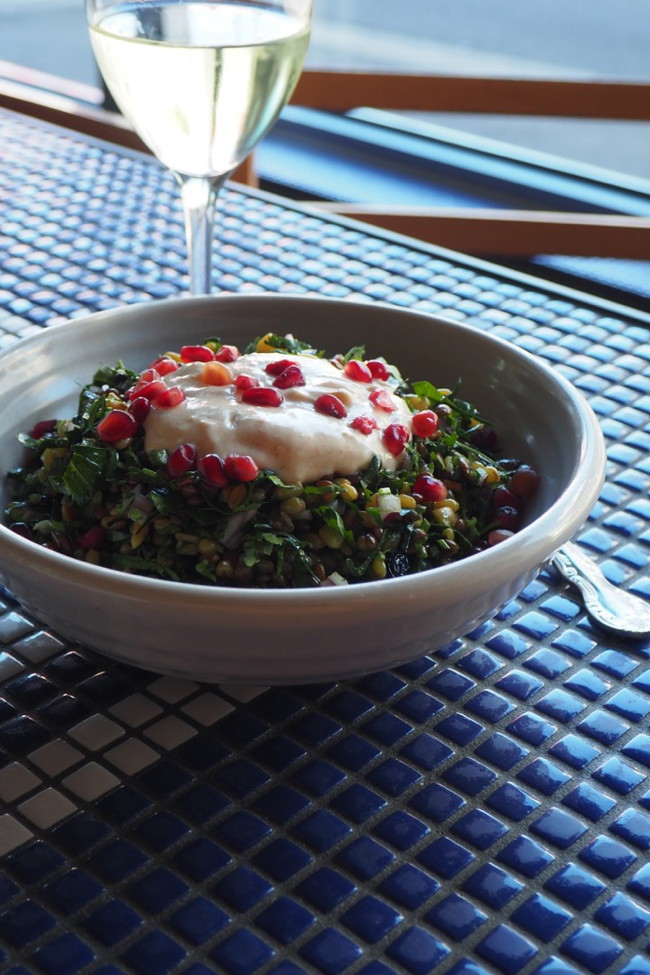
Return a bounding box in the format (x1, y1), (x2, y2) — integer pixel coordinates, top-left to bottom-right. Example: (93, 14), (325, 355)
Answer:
(0, 293), (607, 606)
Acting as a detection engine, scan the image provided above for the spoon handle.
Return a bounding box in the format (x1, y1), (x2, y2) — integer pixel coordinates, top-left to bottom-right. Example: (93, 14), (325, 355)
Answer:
(552, 541), (650, 640)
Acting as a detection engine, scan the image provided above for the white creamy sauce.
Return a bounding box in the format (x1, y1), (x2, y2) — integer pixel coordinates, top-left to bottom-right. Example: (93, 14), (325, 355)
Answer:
(144, 352), (412, 484)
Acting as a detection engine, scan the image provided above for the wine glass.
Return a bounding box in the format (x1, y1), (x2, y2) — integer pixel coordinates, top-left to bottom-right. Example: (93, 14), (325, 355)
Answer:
(86, 0), (313, 295)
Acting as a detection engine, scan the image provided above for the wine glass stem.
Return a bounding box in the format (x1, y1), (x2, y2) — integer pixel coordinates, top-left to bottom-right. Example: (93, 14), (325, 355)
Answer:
(177, 173), (226, 296)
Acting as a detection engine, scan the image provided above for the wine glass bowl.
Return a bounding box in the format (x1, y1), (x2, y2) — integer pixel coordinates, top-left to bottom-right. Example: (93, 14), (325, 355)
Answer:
(86, 0), (312, 294)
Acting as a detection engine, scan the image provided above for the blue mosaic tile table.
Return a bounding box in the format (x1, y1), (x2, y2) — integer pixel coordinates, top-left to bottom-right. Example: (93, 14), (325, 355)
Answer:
(1, 107), (650, 975)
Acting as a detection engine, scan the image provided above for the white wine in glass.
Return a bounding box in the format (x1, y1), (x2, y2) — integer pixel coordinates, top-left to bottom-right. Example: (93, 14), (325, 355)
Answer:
(87, 0), (312, 294)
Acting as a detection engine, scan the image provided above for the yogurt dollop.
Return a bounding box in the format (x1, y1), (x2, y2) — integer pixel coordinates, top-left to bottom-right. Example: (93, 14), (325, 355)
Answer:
(144, 351), (412, 484)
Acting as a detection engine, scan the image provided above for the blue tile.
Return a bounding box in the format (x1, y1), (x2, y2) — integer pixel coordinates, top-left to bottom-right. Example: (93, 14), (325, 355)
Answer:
(362, 712), (412, 746)
(563, 668), (611, 701)
(378, 865), (439, 911)
(31, 932), (95, 975)
(252, 784), (310, 825)
(98, 786), (152, 826)
(512, 893), (573, 940)
(215, 811), (271, 852)
(535, 689), (586, 722)
(5, 841), (65, 884)
(386, 925), (449, 974)
(172, 838), (231, 882)
(122, 931), (186, 975)
(291, 809), (351, 851)
(335, 837), (395, 881)
(127, 867), (189, 914)
(426, 893), (487, 940)
(628, 862), (650, 901)
(592, 650), (639, 678)
(296, 868), (355, 911)
(594, 892), (650, 940)
(452, 810), (509, 851)
(394, 689), (444, 723)
(82, 900), (142, 946)
(529, 956), (582, 974)
(442, 758), (498, 797)
(530, 808), (589, 851)
(135, 811), (190, 852)
(341, 895), (402, 944)
(514, 612), (559, 641)
(89, 840), (148, 883)
(42, 869), (103, 915)
(292, 757), (346, 792)
(175, 784), (230, 824)
(561, 923), (623, 975)
(466, 689), (515, 723)
(400, 733), (453, 770)
(366, 758), (422, 797)
(372, 811), (429, 852)
(210, 929), (275, 975)
(325, 689), (374, 722)
(605, 688), (650, 721)
(251, 735), (305, 772)
(50, 814), (110, 857)
(610, 807), (650, 850)
(544, 863), (606, 909)
(457, 648), (503, 679)
(507, 712), (557, 746)
(253, 838), (311, 881)
(299, 927), (362, 974)
(409, 782), (465, 823)
(552, 629), (597, 658)
(486, 782), (539, 822)
(579, 835), (638, 879)
(463, 864), (523, 908)
(486, 631), (530, 660)
(576, 709), (630, 745)
(525, 648), (571, 678)
(417, 837), (474, 880)
(620, 956), (650, 975)
(0, 900), (56, 948)
(562, 783), (617, 822)
(497, 836), (555, 878)
(476, 923), (537, 974)
(518, 758), (570, 795)
(427, 669), (475, 700)
(592, 756), (646, 794)
(255, 896), (315, 945)
(356, 671), (406, 701)
(622, 733), (650, 770)
(548, 734), (601, 770)
(169, 896), (229, 945)
(475, 733), (529, 771)
(435, 713), (484, 745)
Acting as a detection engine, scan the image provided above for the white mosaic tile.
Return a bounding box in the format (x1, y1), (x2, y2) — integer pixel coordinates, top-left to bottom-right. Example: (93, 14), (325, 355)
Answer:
(0, 814), (33, 856)
(0, 763), (41, 803)
(220, 684), (268, 703)
(29, 739), (84, 777)
(68, 714), (125, 750)
(181, 692), (235, 726)
(0, 612), (34, 644)
(109, 693), (164, 728)
(18, 788), (76, 829)
(104, 739), (160, 776)
(144, 715), (197, 749)
(148, 676), (200, 704)
(62, 762), (120, 802)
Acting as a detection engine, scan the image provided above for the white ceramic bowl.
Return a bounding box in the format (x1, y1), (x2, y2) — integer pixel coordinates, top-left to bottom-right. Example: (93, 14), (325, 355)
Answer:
(0, 294), (605, 684)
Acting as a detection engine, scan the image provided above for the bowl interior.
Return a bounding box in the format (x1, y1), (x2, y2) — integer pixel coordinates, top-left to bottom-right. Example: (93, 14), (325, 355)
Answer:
(0, 295), (585, 526)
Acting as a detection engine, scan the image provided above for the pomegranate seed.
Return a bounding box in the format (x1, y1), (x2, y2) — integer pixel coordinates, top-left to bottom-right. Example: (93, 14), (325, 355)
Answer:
(180, 344), (215, 363)
(30, 419), (57, 438)
(167, 443), (197, 478)
(412, 410), (439, 438)
(132, 379), (167, 402)
(314, 394), (347, 419)
(96, 410), (137, 443)
(344, 359), (372, 383)
(493, 505), (520, 531)
(508, 464), (541, 499)
(155, 386), (186, 409)
(412, 473), (447, 503)
(197, 453), (229, 487)
(241, 386), (283, 407)
(234, 374), (259, 391)
(382, 423), (410, 456)
(214, 344), (239, 363)
(201, 360), (232, 386)
(149, 356), (179, 376)
(77, 526), (105, 550)
(366, 359), (391, 381)
(128, 369), (160, 399)
(273, 364), (306, 389)
(264, 357), (295, 376)
(350, 414), (377, 435)
(369, 389), (395, 413)
(225, 454), (259, 482)
(130, 396), (151, 424)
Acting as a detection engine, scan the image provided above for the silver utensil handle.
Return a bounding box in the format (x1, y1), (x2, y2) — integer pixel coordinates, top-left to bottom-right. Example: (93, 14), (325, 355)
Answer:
(553, 541), (650, 640)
